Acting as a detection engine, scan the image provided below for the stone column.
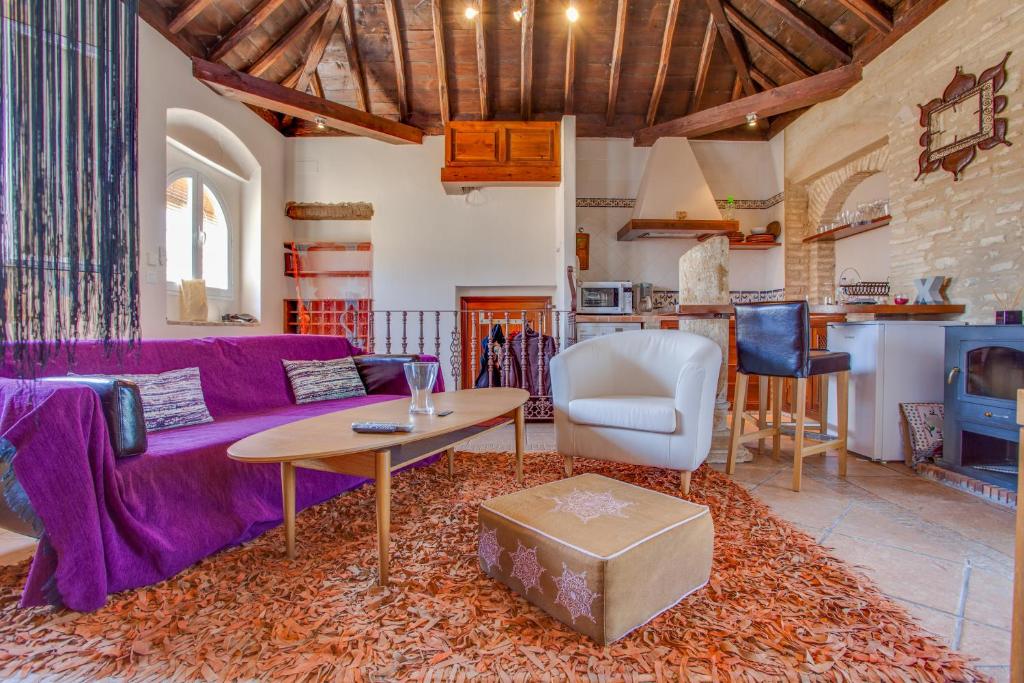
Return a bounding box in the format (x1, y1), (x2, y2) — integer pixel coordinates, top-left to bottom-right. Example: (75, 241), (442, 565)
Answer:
(678, 237), (751, 464)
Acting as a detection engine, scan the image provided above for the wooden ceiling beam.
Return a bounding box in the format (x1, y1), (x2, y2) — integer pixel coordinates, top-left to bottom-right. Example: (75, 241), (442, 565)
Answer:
(209, 0), (289, 63)
(564, 24), (576, 114)
(431, 0), (451, 126)
(169, 0), (216, 34)
(193, 58), (424, 144)
(635, 62), (861, 145)
(704, 0), (756, 96)
(519, 0), (536, 119)
(855, 0), (946, 64)
(338, 0), (371, 111)
(750, 67), (777, 90)
(645, 0), (681, 126)
(382, 0), (410, 120)
(838, 0), (893, 34)
(689, 14), (717, 114)
(752, 0), (851, 63)
(605, 0), (629, 125)
(310, 70), (326, 98)
(724, 3), (815, 78)
(475, 0), (489, 119)
(248, 0), (331, 78)
(731, 74), (743, 101)
(139, 0), (207, 58)
(284, 0), (344, 93)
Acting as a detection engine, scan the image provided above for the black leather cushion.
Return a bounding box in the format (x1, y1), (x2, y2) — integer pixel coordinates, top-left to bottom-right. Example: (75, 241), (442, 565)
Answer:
(39, 377), (148, 457)
(352, 355), (421, 394)
(807, 350), (851, 376)
(735, 301), (811, 377)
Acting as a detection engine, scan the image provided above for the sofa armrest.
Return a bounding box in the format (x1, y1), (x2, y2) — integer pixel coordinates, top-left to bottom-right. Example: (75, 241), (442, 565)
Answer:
(353, 354), (446, 395)
(38, 377), (147, 457)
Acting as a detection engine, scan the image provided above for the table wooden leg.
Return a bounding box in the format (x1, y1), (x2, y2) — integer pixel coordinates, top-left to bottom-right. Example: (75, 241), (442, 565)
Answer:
(281, 462), (296, 560)
(771, 378), (783, 460)
(446, 447), (455, 477)
(758, 376), (768, 455)
(514, 405), (525, 485)
(375, 450), (392, 586)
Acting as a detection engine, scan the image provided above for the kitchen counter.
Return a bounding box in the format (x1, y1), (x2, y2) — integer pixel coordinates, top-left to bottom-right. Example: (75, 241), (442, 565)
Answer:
(575, 304), (964, 324)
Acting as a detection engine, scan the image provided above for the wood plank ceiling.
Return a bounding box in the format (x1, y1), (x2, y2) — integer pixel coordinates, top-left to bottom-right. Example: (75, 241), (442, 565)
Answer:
(147, 0), (920, 140)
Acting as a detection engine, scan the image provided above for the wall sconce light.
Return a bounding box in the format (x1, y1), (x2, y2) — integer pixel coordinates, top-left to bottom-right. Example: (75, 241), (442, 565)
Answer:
(315, 116), (327, 130)
(464, 5), (479, 19)
(746, 112), (758, 127)
(566, 5), (579, 22)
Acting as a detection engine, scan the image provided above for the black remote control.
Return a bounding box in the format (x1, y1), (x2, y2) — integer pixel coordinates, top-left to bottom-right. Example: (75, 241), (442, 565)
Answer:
(352, 422), (415, 434)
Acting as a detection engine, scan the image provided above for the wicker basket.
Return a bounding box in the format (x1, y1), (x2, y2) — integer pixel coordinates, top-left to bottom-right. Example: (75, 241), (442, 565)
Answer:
(840, 281), (890, 297)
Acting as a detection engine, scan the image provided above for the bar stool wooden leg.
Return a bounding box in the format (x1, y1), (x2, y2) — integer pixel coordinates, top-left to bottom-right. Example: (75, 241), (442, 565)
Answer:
(837, 370), (849, 478)
(771, 377), (782, 460)
(792, 378), (808, 492)
(726, 372), (749, 475)
(758, 376), (769, 455)
(819, 374), (829, 435)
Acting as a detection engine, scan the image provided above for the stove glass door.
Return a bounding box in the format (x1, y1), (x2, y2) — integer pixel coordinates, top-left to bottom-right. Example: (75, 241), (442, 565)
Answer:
(963, 344), (1024, 401)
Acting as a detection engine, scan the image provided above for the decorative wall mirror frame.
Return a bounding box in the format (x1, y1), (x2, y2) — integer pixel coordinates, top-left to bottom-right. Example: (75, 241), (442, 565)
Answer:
(915, 52), (1012, 181)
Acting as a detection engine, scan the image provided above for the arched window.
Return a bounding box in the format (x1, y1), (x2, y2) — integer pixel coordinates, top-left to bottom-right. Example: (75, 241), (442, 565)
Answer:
(165, 170), (232, 294)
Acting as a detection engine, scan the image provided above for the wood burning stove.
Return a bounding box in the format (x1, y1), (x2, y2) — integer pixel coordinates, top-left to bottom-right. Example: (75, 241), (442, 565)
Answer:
(943, 326), (1023, 490)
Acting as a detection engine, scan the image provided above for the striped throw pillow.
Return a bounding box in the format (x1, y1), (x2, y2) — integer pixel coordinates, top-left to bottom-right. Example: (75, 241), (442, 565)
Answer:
(283, 357), (367, 404)
(115, 367), (214, 433)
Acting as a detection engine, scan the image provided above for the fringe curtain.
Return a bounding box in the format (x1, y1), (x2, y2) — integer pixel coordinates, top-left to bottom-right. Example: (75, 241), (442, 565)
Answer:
(0, 0), (140, 374)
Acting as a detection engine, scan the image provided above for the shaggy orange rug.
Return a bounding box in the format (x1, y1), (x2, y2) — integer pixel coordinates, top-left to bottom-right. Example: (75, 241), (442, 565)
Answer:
(0, 452), (986, 681)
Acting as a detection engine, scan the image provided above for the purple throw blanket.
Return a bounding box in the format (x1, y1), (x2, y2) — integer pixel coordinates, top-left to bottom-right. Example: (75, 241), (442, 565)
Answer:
(0, 336), (443, 611)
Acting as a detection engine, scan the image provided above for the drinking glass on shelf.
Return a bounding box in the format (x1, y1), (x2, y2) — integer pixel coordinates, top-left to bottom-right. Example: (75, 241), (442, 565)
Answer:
(404, 362), (440, 415)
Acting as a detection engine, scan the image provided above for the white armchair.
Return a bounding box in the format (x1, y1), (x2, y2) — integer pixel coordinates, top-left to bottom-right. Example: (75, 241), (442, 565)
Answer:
(550, 330), (722, 494)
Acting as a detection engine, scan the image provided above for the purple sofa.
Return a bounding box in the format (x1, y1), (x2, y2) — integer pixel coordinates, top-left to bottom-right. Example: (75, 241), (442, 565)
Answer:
(0, 335), (443, 611)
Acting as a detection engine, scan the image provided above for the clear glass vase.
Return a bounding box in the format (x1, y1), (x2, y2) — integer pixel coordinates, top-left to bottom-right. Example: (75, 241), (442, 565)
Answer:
(403, 362), (440, 415)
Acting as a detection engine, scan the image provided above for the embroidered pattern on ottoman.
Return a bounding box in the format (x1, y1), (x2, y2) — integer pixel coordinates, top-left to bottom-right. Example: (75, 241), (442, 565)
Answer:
(479, 525), (503, 572)
(510, 541), (545, 595)
(553, 563), (599, 623)
(551, 489), (631, 523)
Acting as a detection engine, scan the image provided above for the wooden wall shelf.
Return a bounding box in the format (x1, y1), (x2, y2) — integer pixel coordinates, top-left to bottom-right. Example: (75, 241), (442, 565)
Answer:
(617, 218), (739, 242)
(284, 242), (372, 252)
(730, 242), (780, 250)
(803, 216), (891, 243)
(286, 270), (372, 279)
(286, 202), (374, 221)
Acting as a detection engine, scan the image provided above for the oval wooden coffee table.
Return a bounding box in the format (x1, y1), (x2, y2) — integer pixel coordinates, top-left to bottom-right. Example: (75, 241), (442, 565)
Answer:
(228, 387), (530, 585)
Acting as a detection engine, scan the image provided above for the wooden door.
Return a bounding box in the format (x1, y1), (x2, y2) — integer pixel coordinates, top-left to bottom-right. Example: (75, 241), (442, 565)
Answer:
(459, 296), (553, 390)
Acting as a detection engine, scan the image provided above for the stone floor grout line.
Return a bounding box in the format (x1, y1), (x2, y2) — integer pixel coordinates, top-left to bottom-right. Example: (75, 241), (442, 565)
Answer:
(951, 559), (972, 650)
(816, 501), (854, 545)
(744, 468), (786, 492)
(823, 530), (1013, 574)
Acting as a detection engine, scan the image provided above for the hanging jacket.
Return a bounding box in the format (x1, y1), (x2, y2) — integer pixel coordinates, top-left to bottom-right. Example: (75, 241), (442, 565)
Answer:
(474, 324), (506, 388)
(503, 327), (557, 397)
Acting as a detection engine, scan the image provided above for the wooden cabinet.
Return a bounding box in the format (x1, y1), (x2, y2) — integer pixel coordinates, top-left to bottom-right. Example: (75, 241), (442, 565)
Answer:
(441, 121), (560, 191)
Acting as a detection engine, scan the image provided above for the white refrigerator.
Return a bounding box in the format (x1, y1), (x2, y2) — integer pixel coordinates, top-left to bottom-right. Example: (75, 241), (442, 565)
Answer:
(825, 321), (951, 461)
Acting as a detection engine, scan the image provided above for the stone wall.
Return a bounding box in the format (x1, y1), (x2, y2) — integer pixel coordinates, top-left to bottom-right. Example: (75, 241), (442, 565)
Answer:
(784, 0), (1024, 321)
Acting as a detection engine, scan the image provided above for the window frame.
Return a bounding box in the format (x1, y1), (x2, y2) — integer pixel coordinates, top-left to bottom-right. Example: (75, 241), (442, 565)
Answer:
(164, 168), (236, 299)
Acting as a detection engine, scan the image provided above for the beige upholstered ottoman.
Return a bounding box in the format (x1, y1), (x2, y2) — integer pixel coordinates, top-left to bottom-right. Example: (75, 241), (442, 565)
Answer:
(478, 473), (713, 644)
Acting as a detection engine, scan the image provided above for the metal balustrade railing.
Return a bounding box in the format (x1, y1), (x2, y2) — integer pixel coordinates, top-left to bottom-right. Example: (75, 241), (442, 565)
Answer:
(300, 307), (576, 420)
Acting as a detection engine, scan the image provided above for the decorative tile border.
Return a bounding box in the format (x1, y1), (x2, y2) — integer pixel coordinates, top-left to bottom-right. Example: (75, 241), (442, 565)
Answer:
(650, 289), (785, 309)
(576, 193), (784, 210)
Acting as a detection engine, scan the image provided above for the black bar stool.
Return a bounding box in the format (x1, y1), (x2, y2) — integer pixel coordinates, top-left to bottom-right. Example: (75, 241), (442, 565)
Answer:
(726, 301), (850, 492)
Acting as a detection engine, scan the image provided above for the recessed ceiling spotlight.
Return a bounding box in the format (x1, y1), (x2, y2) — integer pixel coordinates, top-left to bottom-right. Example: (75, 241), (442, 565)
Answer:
(746, 112), (758, 127)
(566, 5), (579, 22)
(315, 116), (327, 130)
(464, 5), (479, 19)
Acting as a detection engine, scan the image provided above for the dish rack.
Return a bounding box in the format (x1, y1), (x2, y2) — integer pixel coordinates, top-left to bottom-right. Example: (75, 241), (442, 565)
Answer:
(837, 268), (890, 302)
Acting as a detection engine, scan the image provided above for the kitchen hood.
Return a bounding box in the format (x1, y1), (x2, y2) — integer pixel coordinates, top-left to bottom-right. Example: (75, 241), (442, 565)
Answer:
(617, 138), (737, 241)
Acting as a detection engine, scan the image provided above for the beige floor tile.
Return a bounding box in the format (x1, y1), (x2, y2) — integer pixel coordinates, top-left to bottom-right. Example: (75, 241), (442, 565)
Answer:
(743, 471), (856, 532)
(0, 529), (35, 566)
(822, 533), (965, 615)
(959, 620), (1012, 667)
(963, 566), (1014, 631)
(847, 476), (1017, 557)
(892, 599), (957, 645)
(975, 666), (1011, 683)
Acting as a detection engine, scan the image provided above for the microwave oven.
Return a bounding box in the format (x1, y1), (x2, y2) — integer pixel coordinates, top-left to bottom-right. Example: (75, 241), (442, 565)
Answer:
(578, 281), (633, 314)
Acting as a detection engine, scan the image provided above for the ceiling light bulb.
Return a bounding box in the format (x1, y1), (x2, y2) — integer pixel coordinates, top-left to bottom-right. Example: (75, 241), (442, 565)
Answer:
(512, 8), (523, 21)
(464, 5), (478, 19)
(315, 116), (327, 130)
(566, 6), (579, 22)
(746, 112), (758, 127)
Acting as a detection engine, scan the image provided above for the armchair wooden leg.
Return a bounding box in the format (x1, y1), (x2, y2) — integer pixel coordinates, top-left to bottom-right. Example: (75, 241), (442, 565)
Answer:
(758, 376), (769, 455)
(819, 374), (830, 435)
(446, 447), (455, 477)
(792, 378), (808, 492)
(679, 470), (691, 496)
(563, 455), (574, 478)
(837, 371), (849, 478)
(771, 377), (782, 460)
(726, 372), (749, 476)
